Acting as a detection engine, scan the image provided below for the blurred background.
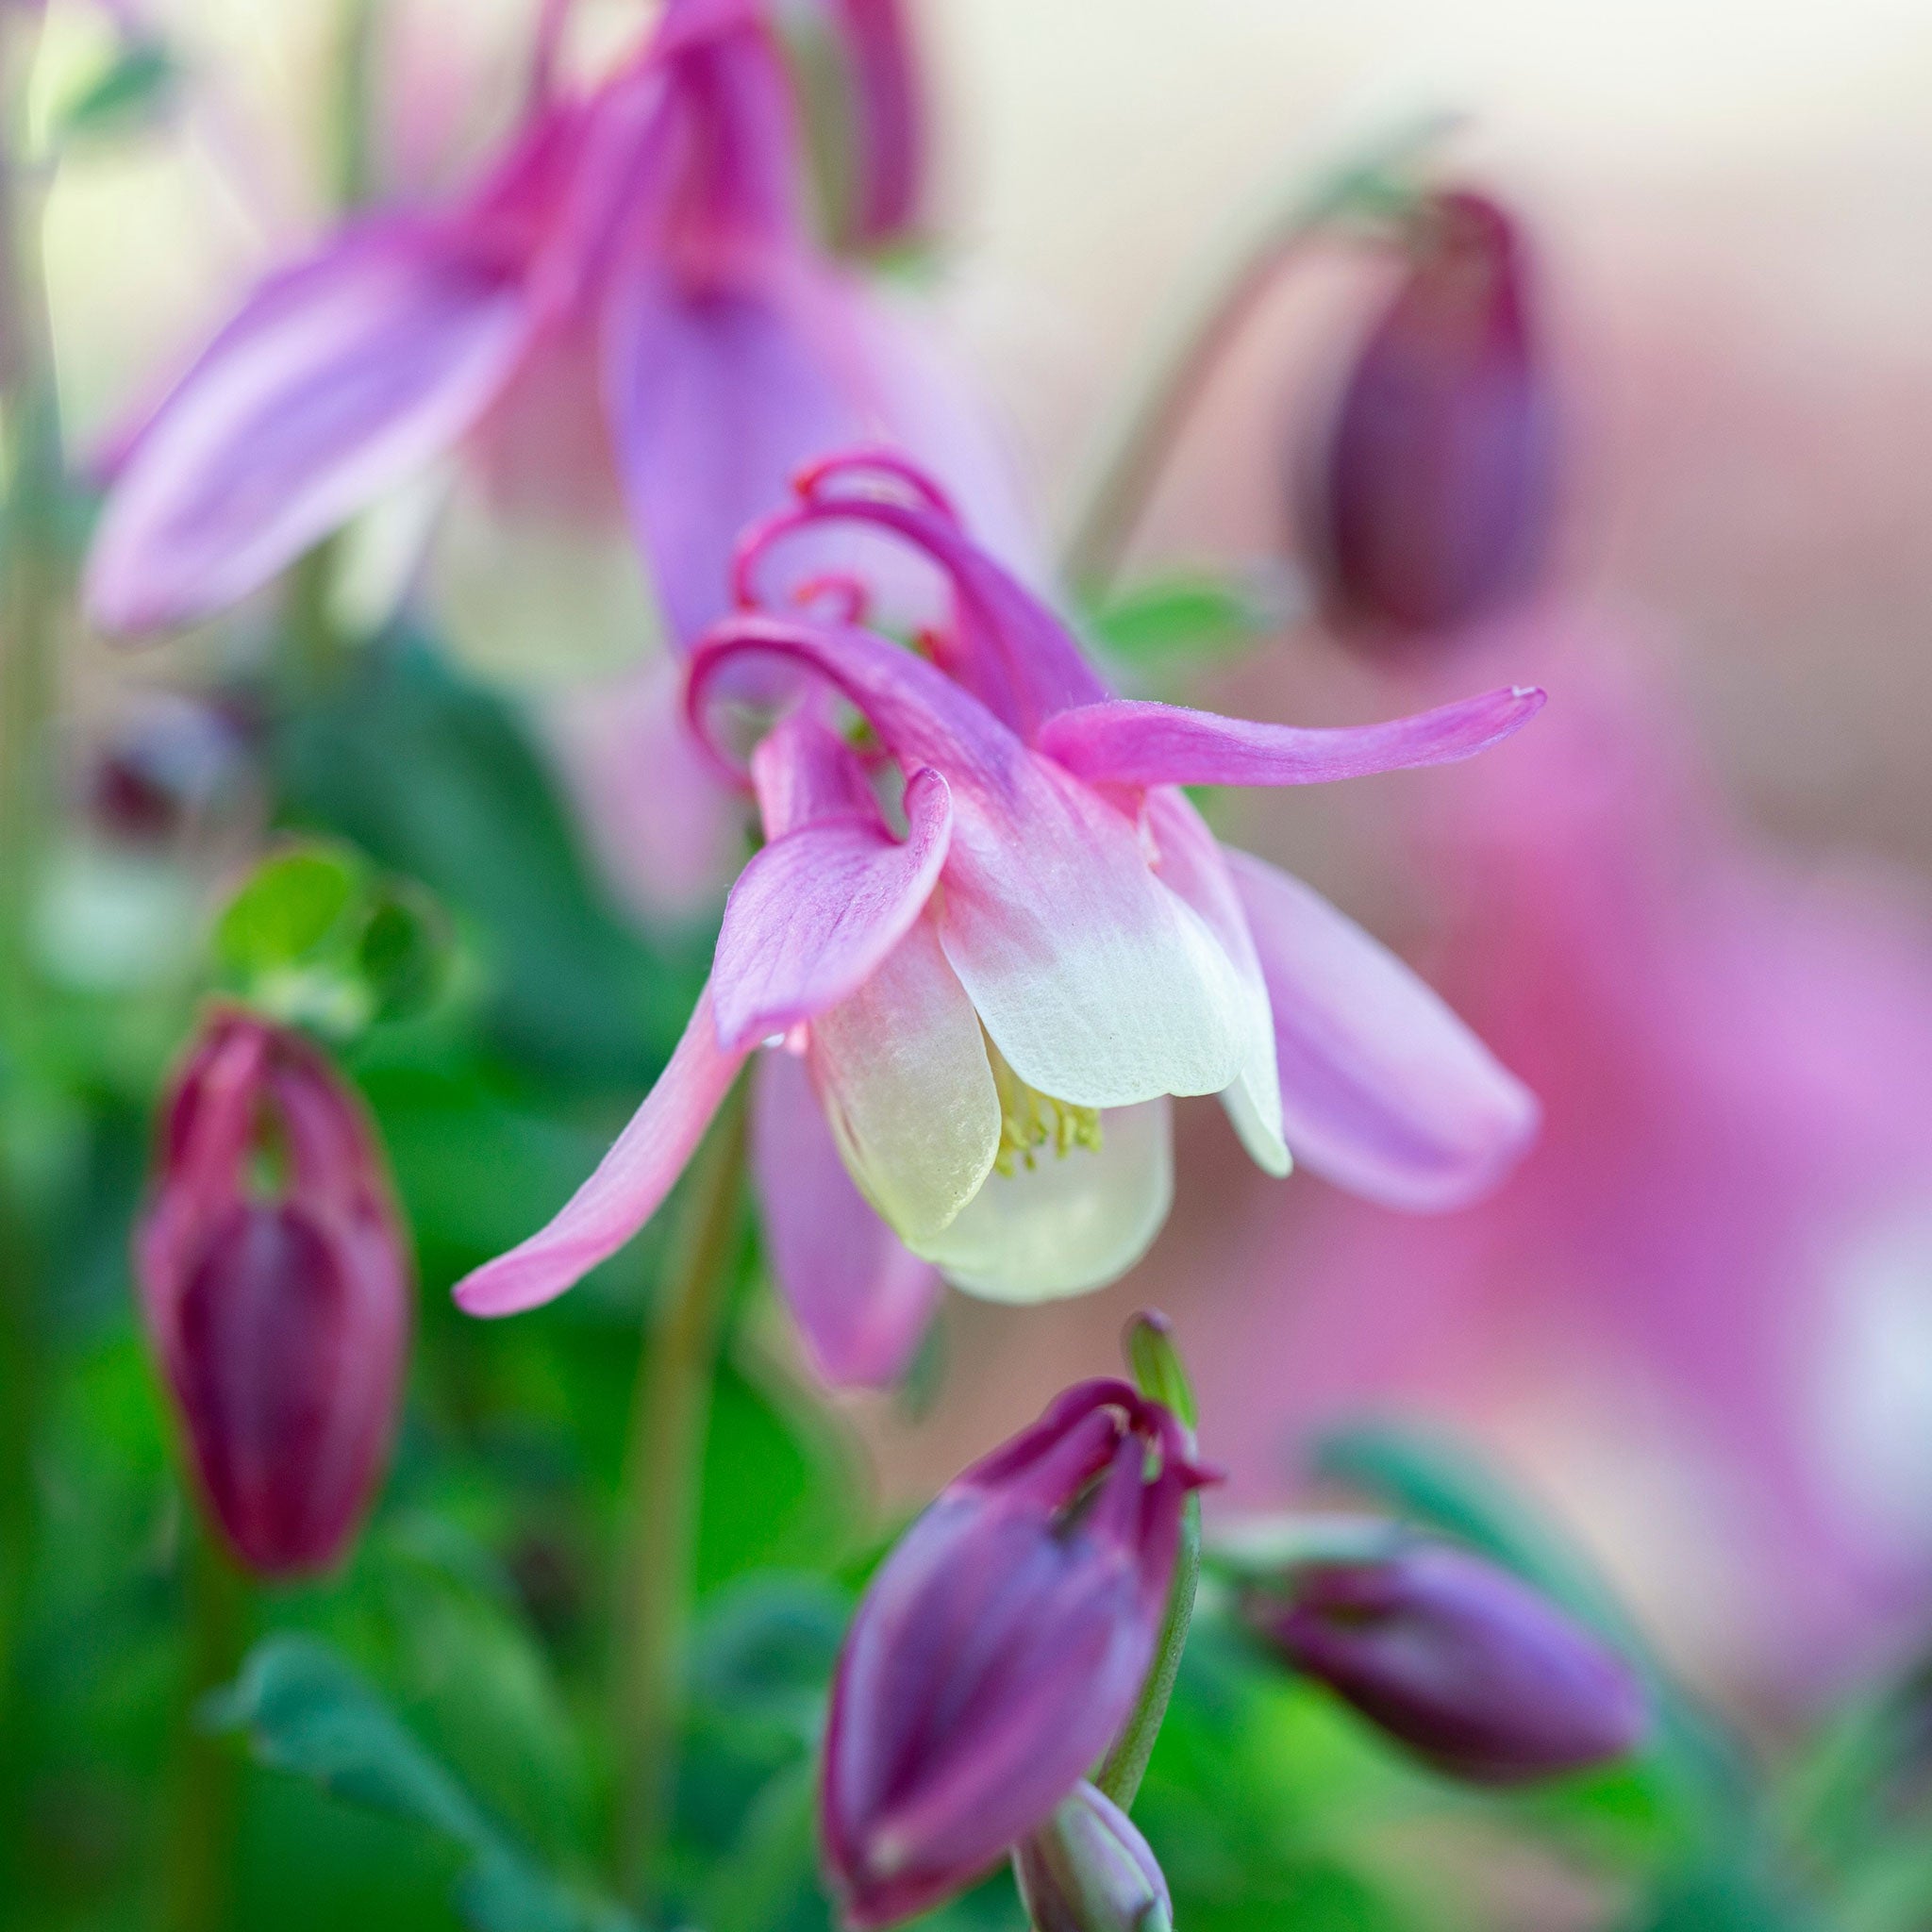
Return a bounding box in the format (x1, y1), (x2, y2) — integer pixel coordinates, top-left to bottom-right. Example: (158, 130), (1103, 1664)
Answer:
(13, 0), (1932, 1926)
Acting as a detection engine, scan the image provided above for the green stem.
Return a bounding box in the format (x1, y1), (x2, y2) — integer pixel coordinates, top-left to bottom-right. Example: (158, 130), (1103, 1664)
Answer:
(161, 1524), (252, 1932)
(0, 0), (62, 1768)
(331, 0), (383, 210)
(1093, 1493), (1199, 1812)
(613, 1080), (747, 1909)
(1058, 110), (1459, 599)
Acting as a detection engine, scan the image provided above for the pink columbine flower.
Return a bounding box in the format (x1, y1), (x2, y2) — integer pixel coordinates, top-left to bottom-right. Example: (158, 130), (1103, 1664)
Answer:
(136, 1008), (410, 1577)
(1303, 191), (1557, 639)
(83, 0), (1019, 652)
(822, 1378), (1210, 1927)
(452, 449), (1543, 1380)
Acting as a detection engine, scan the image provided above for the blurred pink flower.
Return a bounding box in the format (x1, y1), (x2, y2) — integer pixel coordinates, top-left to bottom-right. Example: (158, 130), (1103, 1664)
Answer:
(1195, 627), (1932, 1685)
(454, 451), (1541, 1383)
(84, 0), (1018, 651)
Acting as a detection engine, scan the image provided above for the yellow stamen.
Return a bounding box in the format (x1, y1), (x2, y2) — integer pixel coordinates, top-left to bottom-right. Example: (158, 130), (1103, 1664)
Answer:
(986, 1037), (1102, 1176)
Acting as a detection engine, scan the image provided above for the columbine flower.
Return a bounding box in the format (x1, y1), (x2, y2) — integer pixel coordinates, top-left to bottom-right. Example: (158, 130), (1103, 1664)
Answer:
(1012, 1782), (1174, 1932)
(453, 449), (1541, 1369)
(1302, 190), (1556, 638)
(83, 0), (1020, 652)
(135, 1008), (410, 1577)
(821, 1378), (1210, 1927)
(1241, 1539), (1647, 1784)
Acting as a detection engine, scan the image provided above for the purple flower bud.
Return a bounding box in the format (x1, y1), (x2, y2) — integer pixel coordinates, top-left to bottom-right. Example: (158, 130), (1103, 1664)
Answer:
(1245, 1542), (1646, 1785)
(136, 1008), (410, 1578)
(1012, 1782), (1174, 1932)
(1305, 190), (1556, 638)
(823, 1379), (1216, 1927)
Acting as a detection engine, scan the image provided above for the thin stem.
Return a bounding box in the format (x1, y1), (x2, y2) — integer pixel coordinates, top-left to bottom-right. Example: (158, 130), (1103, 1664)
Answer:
(1093, 1494), (1199, 1812)
(613, 1080), (748, 1909)
(1058, 110), (1458, 599)
(330, 0), (383, 210)
(0, 0), (63, 1763)
(161, 1524), (252, 1932)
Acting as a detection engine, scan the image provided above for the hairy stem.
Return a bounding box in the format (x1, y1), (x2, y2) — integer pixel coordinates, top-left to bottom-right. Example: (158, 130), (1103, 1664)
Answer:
(1094, 1493), (1200, 1811)
(161, 1526), (251, 1932)
(613, 1081), (748, 1908)
(1058, 110), (1457, 598)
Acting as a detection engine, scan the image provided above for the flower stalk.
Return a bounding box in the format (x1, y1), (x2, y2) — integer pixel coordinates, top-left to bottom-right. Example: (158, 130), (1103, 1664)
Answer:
(1058, 110), (1457, 597)
(613, 1075), (747, 1907)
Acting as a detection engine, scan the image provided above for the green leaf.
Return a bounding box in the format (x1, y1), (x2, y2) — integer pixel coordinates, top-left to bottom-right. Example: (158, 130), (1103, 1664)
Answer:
(208, 1635), (634, 1932)
(1124, 1309), (1198, 1431)
(211, 837), (458, 1041)
(1084, 570), (1290, 671)
(56, 42), (178, 145)
(216, 844), (363, 984)
(205, 1634), (489, 1849)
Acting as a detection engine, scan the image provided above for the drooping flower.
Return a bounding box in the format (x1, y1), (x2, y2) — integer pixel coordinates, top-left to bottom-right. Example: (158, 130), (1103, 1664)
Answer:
(453, 449), (1542, 1374)
(1302, 189), (1556, 638)
(1012, 1782), (1174, 1932)
(1241, 1537), (1647, 1785)
(83, 0), (1019, 654)
(135, 1008), (410, 1577)
(822, 1378), (1209, 1927)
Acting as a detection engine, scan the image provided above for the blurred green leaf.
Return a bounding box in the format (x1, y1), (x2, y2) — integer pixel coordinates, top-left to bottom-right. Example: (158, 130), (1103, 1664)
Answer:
(56, 42), (178, 145)
(208, 1635), (631, 1932)
(273, 641), (704, 1087)
(1084, 569), (1290, 671)
(213, 838), (457, 1041)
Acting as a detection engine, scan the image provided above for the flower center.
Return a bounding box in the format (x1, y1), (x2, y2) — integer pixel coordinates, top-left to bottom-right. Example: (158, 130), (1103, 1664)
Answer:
(986, 1038), (1102, 1177)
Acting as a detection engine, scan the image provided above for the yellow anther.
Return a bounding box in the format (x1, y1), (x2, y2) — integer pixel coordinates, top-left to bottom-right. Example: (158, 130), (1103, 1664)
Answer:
(987, 1037), (1102, 1177)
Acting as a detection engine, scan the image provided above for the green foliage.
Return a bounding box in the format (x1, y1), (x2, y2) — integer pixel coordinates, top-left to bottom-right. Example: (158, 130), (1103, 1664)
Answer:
(1083, 570), (1287, 675)
(214, 839), (455, 1041)
(207, 1634), (634, 1932)
(55, 42), (178, 147)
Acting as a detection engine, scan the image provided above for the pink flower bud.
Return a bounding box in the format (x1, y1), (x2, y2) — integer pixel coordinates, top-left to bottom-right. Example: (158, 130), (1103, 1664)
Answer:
(822, 1379), (1215, 1927)
(1012, 1782), (1173, 1932)
(1244, 1541), (1646, 1784)
(1306, 190), (1556, 638)
(136, 1008), (410, 1578)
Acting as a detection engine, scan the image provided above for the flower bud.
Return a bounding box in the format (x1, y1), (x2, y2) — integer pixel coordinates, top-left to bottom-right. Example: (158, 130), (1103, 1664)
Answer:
(823, 1379), (1216, 1927)
(1012, 1782), (1174, 1932)
(1305, 190), (1555, 638)
(136, 1008), (410, 1577)
(1244, 1541), (1646, 1784)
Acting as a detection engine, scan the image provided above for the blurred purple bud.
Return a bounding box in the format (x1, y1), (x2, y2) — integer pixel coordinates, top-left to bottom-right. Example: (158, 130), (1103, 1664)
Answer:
(136, 1008), (410, 1578)
(82, 696), (253, 848)
(823, 1378), (1217, 1927)
(1305, 190), (1556, 638)
(1245, 1541), (1646, 1784)
(1012, 1782), (1174, 1932)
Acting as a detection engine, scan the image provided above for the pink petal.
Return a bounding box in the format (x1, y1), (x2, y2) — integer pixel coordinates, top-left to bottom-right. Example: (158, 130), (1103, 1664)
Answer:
(750, 1047), (941, 1388)
(822, 0), (924, 245)
(737, 452), (1102, 741)
(691, 617), (1250, 1109)
(1034, 686), (1546, 791)
(713, 765), (952, 1051)
(748, 706), (882, 838)
(453, 982), (744, 1316)
(1141, 788), (1287, 1174)
(602, 260), (867, 648)
(1226, 849), (1540, 1210)
(87, 224), (536, 634)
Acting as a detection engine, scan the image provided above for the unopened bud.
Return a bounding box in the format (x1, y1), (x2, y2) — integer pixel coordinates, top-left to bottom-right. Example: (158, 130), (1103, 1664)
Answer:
(822, 1379), (1216, 1927)
(1013, 1782), (1173, 1932)
(136, 1008), (410, 1577)
(1304, 189), (1555, 638)
(1244, 1541), (1646, 1784)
